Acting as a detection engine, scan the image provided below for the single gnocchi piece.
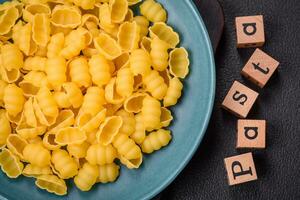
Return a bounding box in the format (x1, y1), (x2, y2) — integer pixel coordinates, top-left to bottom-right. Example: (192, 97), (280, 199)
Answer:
(3, 84), (25, 117)
(110, 0), (128, 23)
(112, 133), (142, 160)
(1, 44), (23, 71)
(124, 92), (147, 113)
(69, 57), (91, 88)
(96, 116), (123, 145)
(130, 113), (145, 144)
(141, 129), (172, 154)
(0, 110), (11, 147)
(53, 92), (71, 109)
(36, 86), (59, 118)
(116, 67), (134, 98)
(23, 164), (52, 178)
(51, 5), (81, 29)
(74, 162), (98, 192)
(0, 148), (23, 178)
(32, 13), (51, 47)
(88, 54), (111, 87)
(55, 127), (87, 145)
(133, 16), (149, 38)
(94, 33), (122, 60)
(33, 97), (56, 126)
(35, 174), (67, 196)
(0, 6), (19, 35)
(86, 143), (117, 165)
(97, 163), (120, 183)
(150, 37), (169, 71)
(141, 95), (161, 131)
(0, 65), (21, 84)
(149, 22), (180, 48)
(51, 149), (79, 179)
(164, 77), (183, 107)
(130, 49), (152, 76)
(76, 109), (106, 133)
(116, 109), (135, 136)
(140, 0), (167, 23)
(45, 57), (67, 90)
(48, 109), (75, 134)
(16, 23), (37, 56)
(169, 47), (190, 79)
(104, 78), (125, 104)
(60, 28), (86, 59)
(47, 33), (64, 58)
(81, 86), (105, 115)
(160, 107), (173, 128)
(23, 143), (51, 167)
(6, 134), (28, 160)
(143, 70), (168, 100)
(117, 21), (140, 52)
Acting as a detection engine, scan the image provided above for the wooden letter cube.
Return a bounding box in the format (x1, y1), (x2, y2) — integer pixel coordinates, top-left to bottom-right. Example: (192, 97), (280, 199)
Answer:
(224, 152), (257, 185)
(222, 81), (259, 118)
(241, 48), (279, 88)
(235, 15), (265, 48)
(237, 119), (266, 149)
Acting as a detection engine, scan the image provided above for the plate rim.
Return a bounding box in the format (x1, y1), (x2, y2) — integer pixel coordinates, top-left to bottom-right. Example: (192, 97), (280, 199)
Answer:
(142, 0), (216, 199)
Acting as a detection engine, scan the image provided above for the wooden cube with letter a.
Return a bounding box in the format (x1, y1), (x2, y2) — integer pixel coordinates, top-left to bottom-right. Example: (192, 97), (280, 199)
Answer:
(235, 15), (265, 48)
(224, 152), (257, 185)
(222, 81), (259, 118)
(237, 119), (266, 148)
(241, 48), (279, 88)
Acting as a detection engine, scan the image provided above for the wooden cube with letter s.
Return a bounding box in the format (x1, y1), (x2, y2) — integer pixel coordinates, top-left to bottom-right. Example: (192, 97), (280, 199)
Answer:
(222, 81), (259, 118)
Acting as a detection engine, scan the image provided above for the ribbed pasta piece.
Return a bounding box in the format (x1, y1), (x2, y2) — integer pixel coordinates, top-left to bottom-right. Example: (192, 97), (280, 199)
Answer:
(0, 148), (23, 178)
(133, 16), (149, 38)
(119, 154), (142, 169)
(45, 57), (67, 90)
(3, 84), (25, 117)
(104, 78), (125, 104)
(1, 44), (23, 71)
(23, 56), (47, 71)
(117, 21), (140, 52)
(67, 141), (90, 159)
(163, 77), (183, 107)
(124, 92), (147, 113)
(169, 47), (190, 78)
(143, 70), (167, 100)
(97, 163), (120, 183)
(23, 3), (51, 23)
(48, 109), (75, 134)
(7, 134), (28, 160)
(51, 149), (78, 179)
(0, 7), (19, 35)
(76, 109), (106, 133)
(69, 57), (91, 88)
(130, 49), (151, 76)
(110, 0), (128, 23)
(141, 129), (172, 153)
(23, 164), (52, 178)
(140, 0), (167, 23)
(62, 82), (83, 108)
(94, 33), (122, 60)
(81, 86), (105, 115)
(36, 86), (59, 118)
(51, 5), (81, 28)
(116, 109), (135, 136)
(96, 116), (123, 145)
(149, 22), (180, 48)
(160, 107), (173, 128)
(47, 33), (64, 58)
(116, 67), (134, 98)
(74, 162), (98, 191)
(35, 174), (67, 195)
(0, 110), (11, 147)
(32, 13), (51, 47)
(55, 127), (87, 145)
(88, 54), (111, 87)
(141, 95), (161, 131)
(86, 143), (117, 165)
(112, 133), (142, 160)
(150, 37), (169, 71)
(130, 113), (145, 144)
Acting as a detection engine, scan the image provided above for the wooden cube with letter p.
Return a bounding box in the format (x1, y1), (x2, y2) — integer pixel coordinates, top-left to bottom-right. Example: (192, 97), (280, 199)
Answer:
(224, 152), (257, 185)
(237, 119), (266, 148)
(222, 81), (259, 118)
(235, 15), (265, 48)
(241, 48), (279, 88)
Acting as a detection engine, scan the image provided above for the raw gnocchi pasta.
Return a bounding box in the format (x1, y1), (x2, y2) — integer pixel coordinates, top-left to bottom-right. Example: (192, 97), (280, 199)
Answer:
(0, 0), (190, 195)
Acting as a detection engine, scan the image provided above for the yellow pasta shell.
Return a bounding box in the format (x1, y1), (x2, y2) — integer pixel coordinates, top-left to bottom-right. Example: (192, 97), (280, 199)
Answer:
(149, 22), (179, 48)
(62, 82), (83, 108)
(67, 141), (90, 158)
(0, 7), (19, 35)
(69, 57), (92, 88)
(32, 13), (51, 47)
(116, 67), (134, 98)
(6, 134), (27, 160)
(116, 109), (135, 136)
(140, 0), (166, 23)
(112, 133), (142, 160)
(3, 84), (25, 117)
(23, 143), (51, 167)
(76, 109), (106, 133)
(23, 164), (52, 178)
(169, 47), (190, 78)
(163, 77), (183, 107)
(130, 49), (152, 76)
(1, 44), (23, 71)
(104, 77), (124, 104)
(94, 33), (122, 60)
(47, 32), (65, 58)
(119, 154), (142, 169)
(74, 162), (98, 192)
(141, 129), (172, 154)
(150, 37), (169, 71)
(124, 92), (147, 113)
(36, 86), (59, 118)
(86, 143), (117, 165)
(0, 148), (23, 178)
(109, 0), (128, 23)
(51, 5), (81, 28)
(55, 127), (87, 145)
(33, 97), (56, 126)
(160, 107), (173, 128)
(143, 70), (167, 100)
(130, 113), (145, 144)
(16, 124), (46, 140)
(96, 116), (123, 145)
(0, 66), (20, 84)
(42, 132), (61, 150)
(97, 163), (120, 183)
(81, 86), (105, 115)
(117, 21), (140, 52)
(23, 3), (51, 23)
(88, 54), (111, 87)
(48, 109), (75, 134)
(35, 174), (67, 196)
(141, 95), (161, 131)
(0, 109), (11, 146)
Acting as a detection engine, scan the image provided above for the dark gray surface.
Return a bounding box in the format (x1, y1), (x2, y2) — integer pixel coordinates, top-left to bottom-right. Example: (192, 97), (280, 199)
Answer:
(160, 0), (300, 199)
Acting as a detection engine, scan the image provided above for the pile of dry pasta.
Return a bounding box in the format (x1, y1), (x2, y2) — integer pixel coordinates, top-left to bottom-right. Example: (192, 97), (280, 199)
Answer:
(0, 0), (190, 195)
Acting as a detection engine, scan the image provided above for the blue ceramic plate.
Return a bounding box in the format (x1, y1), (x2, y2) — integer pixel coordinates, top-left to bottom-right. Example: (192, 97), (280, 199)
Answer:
(0, 0), (215, 199)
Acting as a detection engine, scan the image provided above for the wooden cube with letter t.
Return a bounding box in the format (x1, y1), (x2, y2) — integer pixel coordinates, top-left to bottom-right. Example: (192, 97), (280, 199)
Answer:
(237, 119), (266, 148)
(224, 152), (258, 185)
(241, 49), (279, 88)
(235, 15), (265, 48)
(222, 81), (259, 118)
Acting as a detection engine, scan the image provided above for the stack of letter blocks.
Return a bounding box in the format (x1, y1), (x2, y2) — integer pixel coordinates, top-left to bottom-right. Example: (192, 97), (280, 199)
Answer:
(222, 15), (279, 186)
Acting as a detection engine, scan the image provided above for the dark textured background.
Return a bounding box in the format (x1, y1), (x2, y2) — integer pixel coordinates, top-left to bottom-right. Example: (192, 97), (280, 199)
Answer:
(159, 0), (300, 199)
